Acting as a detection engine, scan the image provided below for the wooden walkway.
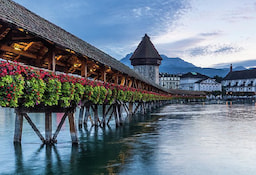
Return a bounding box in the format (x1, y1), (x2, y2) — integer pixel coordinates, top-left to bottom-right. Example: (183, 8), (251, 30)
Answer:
(0, 0), (205, 145)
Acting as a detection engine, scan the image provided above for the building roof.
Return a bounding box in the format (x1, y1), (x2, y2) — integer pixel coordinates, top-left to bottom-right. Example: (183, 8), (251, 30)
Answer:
(0, 0), (168, 93)
(195, 78), (219, 84)
(130, 34), (162, 66)
(223, 69), (256, 80)
(181, 72), (208, 79)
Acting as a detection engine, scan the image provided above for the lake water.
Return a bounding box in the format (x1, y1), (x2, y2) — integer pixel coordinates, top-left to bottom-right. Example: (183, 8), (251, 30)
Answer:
(1, 103), (256, 174)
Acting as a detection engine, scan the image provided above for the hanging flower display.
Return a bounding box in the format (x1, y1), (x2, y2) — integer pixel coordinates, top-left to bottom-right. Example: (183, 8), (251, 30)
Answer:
(0, 61), (203, 108)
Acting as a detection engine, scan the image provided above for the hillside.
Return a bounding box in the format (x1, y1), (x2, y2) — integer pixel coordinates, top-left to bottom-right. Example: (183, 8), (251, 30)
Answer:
(120, 53), (245, 77)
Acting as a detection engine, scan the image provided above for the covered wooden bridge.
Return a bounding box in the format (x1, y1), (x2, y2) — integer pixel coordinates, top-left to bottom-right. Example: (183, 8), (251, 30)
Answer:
(0, 0), (205, 145)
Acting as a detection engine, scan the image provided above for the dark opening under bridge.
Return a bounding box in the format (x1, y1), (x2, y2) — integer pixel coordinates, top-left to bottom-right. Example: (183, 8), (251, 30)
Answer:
(0, 0), (205, 145)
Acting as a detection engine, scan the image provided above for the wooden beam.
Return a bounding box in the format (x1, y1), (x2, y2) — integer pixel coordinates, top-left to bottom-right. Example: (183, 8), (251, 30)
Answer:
(23, 113), (45, 143)
(11, 36), (35, 42)
(23, 42), (34, 51)
(0, 45), (40, 59)
(52, 112), (68, 142)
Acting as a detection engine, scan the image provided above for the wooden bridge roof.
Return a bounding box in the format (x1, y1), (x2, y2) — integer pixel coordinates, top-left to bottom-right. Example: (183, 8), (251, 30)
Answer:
(0, 0), (204, 96)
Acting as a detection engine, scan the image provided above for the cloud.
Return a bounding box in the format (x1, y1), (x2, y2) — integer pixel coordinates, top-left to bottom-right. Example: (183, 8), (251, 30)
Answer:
(199, 32), (222, 37)
(186, 44), (242, 57)
(221, 2), (256, 23)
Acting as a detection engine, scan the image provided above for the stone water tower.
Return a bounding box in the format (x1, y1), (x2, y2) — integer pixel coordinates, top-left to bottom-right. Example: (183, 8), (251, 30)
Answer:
(130, 34), (162, 84)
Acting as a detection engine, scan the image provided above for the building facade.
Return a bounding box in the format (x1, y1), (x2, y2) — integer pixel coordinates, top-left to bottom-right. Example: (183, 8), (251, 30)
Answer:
(130, 34), (162, 84)
(222, 68), (256, 96)
(180, 72), (222, 92)
(159, 73), (180, 89)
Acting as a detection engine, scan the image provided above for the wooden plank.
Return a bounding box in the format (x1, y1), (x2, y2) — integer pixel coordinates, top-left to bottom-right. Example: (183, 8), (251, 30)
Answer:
(13, 111), (23, 143)
(16, 105), (72, 113)
(23, 113), (45, 143)
(68, 112), (78, 144)
(45, 112), (52, 144)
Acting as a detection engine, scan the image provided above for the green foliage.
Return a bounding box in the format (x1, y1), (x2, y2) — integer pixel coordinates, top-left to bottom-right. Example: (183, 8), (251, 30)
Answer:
(23, 77), (46, 107)
(105, 89), (114, 104)
(74, 83), (85, 104)
(0, 75), (24, 107)
(43, 78), (61, 106)
(60, 82), (75, 107)
(84, 85), (93, 102)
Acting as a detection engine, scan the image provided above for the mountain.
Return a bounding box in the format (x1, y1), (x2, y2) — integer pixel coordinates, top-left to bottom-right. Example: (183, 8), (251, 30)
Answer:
(120, 53), (246, 77)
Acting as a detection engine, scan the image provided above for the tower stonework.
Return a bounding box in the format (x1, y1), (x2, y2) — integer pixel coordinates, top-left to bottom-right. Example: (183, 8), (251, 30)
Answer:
(130, 34), (162, 84)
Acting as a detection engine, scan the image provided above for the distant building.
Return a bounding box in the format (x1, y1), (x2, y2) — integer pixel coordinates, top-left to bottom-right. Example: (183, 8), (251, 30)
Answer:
(222, 65), (256, 96)
(130, 34), (162, 84)
(159, 73), (180, 89)
(180, 72), (222, 92)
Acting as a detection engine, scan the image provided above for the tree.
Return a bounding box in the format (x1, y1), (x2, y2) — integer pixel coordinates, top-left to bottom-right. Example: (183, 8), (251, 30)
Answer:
(213, 75), (223, 83)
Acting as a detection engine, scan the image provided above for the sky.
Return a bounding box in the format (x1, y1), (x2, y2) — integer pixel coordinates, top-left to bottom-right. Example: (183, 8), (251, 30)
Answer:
(12, 0), (256, 68)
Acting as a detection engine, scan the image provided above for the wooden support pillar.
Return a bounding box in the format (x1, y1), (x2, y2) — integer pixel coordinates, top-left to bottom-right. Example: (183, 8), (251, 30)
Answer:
(115, 74), (119, 84)
(14, 111), (23, 143)
(102, 105), (106, 127)
(78, 106), (84, 128)
(48, 49), (56, 72)
(101, 68), (107, 82)
(117, 104), (123, 126)
(45, 112), (52, 144)
(114, 105), (120, 127)
(93, 105), (99, 126)
(84, 106), (90, 125)
(68, 112), (78, 144)
(128, 79), (133, 87)
(81, 59), (87, 78)
(121, 76), (126, 86)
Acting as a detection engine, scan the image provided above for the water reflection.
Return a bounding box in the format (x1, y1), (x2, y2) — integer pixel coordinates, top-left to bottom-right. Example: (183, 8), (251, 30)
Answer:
(3, 104), (256, 174)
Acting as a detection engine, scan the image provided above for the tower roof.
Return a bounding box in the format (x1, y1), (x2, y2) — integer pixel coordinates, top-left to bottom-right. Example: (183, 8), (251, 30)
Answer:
(130, 34), (162, 66)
